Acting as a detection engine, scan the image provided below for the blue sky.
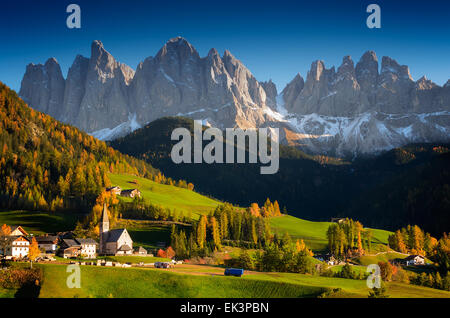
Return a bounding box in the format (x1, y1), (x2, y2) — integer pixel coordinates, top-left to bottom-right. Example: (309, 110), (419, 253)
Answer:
(1, 0), (449, 92)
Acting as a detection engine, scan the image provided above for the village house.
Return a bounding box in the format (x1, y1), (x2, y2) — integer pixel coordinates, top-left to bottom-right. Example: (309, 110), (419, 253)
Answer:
(99, 204), (133, 255)
(314, 253), (337, 265)
(330, 218), (346, 224)
(35, 235), (58, 254)
(120, 189), (141, 198)
(106, 186), (122, 196)
(0, 225), (30, 259)
(10, 225), (28, 236)
(3, 236), (30, 259)
(135, 246), (148, 255)
(404, 255), (425, 266)
(58, 238), (98, 259)
(58, 239), (81, 258)
(76, 238), (97, 259)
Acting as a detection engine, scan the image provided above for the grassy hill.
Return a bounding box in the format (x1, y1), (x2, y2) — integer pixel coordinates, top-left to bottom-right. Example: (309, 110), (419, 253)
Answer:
(109, 173), (220, 218)
(109, 117), (450, 236)
(270, 215), (392, 252)
(36, 263), (326, 298)
(14, 263), (447, 298)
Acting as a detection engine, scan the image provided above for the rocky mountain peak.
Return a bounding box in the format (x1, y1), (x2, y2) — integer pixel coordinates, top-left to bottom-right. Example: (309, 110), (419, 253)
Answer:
(381, 56), (412, 81)
(337, 55), (356, 79)
(260, 80), (278, 108)
(309, 60), (327, 81)
(355, 50), (379, 91)
(157, 36), (200, 61)
(207, 48), (219, 57)
(360, 50), (378, 63)
(44, 57), (59, 67)
(415, 76), (437, 90)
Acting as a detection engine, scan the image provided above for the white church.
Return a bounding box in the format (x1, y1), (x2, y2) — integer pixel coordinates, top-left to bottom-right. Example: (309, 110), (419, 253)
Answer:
(99, 204), (133, 255)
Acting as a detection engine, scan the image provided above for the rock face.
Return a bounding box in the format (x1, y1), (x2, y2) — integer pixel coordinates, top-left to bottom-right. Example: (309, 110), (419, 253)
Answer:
(19, 39), (450, 157)
(21, 37), (278, 138)
(279, 51), (450, 157)
(19, 58), (65, 118)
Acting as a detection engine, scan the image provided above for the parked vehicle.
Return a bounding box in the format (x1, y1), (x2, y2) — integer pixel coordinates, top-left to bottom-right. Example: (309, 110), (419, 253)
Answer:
(154, 261), (171, 268)
(224, 268), (244, 277)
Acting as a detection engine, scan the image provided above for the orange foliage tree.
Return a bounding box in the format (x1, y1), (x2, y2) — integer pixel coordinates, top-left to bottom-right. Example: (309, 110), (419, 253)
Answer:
(28, 237), (40, 261)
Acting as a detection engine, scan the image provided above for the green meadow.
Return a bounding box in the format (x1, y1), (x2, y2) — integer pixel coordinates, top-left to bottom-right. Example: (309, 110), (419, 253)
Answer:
(270, 215), (392, 252)
(1, 263), (447, 298)
(36, 264), (325, 298)
(109, 173), (220, 218)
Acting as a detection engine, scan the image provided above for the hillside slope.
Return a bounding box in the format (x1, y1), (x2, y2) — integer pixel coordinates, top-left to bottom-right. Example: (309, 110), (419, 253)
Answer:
(110, 117), (450, 236)
(108, 173), (220, 218)
(0, 82), (157, 213)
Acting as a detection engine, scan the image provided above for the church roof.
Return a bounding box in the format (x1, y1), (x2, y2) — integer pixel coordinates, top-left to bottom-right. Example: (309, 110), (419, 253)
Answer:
(106, 229), (128, 243)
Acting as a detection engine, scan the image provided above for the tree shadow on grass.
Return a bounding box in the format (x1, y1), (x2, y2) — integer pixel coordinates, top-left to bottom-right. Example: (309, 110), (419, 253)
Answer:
(14, 283), (41, 298)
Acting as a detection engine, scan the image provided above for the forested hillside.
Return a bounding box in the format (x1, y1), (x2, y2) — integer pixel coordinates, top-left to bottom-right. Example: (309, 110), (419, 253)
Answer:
(0, 82), (158, 212)
(110, 117), (450, 236)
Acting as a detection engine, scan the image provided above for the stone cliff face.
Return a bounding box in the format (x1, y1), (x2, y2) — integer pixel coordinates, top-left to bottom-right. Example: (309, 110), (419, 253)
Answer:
(19, 58), (65, 118)
(19, 38), (450, 157)
(279, 51), (450, 157)
(282, 51), (449, 117)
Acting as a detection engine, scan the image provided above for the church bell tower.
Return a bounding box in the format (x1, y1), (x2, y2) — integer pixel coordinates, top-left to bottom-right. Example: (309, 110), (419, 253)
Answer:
(99, 203), (109, 254)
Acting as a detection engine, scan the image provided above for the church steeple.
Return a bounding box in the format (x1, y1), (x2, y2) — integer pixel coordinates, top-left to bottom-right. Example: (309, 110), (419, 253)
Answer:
(101, 203), (109, 225)
(99, 203), (109, 254)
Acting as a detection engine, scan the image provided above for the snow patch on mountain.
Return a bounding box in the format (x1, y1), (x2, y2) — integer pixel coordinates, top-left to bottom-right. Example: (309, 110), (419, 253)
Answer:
(91, 113), (141, 141)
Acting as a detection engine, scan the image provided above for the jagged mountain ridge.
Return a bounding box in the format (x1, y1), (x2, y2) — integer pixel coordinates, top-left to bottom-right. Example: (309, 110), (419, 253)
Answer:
(19, 37), (450, 157)
(278, 52), (450, 157)
(20, 37), (276, 138)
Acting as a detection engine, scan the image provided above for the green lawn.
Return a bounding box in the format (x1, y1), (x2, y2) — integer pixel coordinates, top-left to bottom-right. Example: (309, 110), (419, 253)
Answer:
(4, 263), (446, 298)
(270, 215), (331, 251)
(36, 263), (326, 298)
(109, 173), (220, 218)
(0, 209), (82, 235)
(270, 215), (393, 252)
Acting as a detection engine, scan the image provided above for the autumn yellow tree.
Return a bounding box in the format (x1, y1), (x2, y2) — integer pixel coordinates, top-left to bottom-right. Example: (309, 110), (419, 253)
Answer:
(28, 237), (40, 261)
(210, 217), (221, 249)
(273, 200), (281, 216)
(197, 215), (207, 249)
(249, 203), (260, 217)
(0, 224), (11, 257)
